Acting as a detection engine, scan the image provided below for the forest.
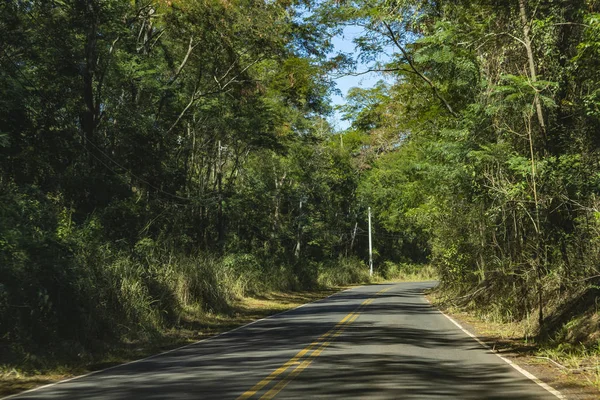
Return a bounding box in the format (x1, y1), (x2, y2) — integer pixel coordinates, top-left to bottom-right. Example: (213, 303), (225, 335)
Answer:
(1, 0), (599, 378)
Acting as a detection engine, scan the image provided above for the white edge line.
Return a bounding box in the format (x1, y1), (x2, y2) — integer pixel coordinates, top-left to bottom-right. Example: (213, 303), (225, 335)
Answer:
(2, 287), (355, 400)
(427, 300), (565, 399)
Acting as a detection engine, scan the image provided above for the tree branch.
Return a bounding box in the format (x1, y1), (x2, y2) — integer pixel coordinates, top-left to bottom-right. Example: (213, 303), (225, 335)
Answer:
(382, 21), (458, 117)
(171, 36), (198, 84)
(167, 57), (262, 133)
(332, 67), (418, 78)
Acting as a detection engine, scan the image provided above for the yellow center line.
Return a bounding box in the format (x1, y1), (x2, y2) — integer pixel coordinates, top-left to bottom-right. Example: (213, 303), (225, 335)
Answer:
(377, 286), (392, 294)
(259, 316), (356, 400)
(237, 287), (393, 399)
(237, 312), (356, 400)
(260, 296), (384, 399)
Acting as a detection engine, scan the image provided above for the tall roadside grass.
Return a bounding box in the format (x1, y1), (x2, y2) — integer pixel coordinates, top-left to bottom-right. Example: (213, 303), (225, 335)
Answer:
(316, 257), (372, 287)
(316, 259), (437, 288)
(97, 249), (296, 341)
(1, 238), (299, 374)
(377, 261), (438, 281)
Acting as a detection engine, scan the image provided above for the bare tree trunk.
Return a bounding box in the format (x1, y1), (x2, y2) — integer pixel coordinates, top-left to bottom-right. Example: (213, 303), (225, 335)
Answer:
(350, 222), (358, 252)
(525, 96), (545, 333)
(82, 1), (99, 159)
(519, 0), (547, 143)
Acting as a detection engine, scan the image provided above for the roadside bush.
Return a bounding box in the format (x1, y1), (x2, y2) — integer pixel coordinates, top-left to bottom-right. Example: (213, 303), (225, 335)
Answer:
(379, 261), (437, 281)
(317, 257), (371, 287)
(379, 261), (399, 279)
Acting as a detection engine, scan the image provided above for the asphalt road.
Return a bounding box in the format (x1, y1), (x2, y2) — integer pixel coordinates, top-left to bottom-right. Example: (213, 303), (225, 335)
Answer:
(8, 282), (558, 399)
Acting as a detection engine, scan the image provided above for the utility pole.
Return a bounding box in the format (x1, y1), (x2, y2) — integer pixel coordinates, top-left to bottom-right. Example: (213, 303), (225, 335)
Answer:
(368, 207), (373, 276)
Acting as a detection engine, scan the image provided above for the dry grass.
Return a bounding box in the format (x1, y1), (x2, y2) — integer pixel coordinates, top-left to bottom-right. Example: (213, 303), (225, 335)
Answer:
(0, 373), (67, 399)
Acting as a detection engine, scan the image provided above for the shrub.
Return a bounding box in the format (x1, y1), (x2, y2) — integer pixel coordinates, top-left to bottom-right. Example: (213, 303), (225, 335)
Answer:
(317, 257), (371, 287)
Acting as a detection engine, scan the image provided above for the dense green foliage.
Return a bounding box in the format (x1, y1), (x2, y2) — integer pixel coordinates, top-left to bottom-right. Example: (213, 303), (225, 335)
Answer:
(322, 0), (600, 337)
(0, 0), (375, 365)
(2, 0), (599, 372)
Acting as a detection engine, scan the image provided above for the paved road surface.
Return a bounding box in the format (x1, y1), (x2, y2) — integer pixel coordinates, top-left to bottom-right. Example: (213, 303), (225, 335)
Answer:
(8, 282), (557, 399)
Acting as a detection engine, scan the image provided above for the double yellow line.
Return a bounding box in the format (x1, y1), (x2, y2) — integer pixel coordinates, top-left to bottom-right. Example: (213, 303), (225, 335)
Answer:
(238, 286), (393, 400)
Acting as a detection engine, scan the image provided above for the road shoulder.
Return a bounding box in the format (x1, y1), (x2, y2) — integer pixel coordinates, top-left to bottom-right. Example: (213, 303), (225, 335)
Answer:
(427, 295), (600, 400)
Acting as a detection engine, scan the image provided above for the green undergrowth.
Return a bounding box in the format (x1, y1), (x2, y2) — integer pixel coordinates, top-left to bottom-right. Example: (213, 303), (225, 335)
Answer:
(316, 257), (372, 287)
(375, 261), (437, 282)
(537, 310), (600, 390)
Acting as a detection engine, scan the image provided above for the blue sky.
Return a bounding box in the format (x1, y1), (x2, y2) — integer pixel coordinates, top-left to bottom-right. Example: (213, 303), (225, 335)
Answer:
(328, 26), (392, 131)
